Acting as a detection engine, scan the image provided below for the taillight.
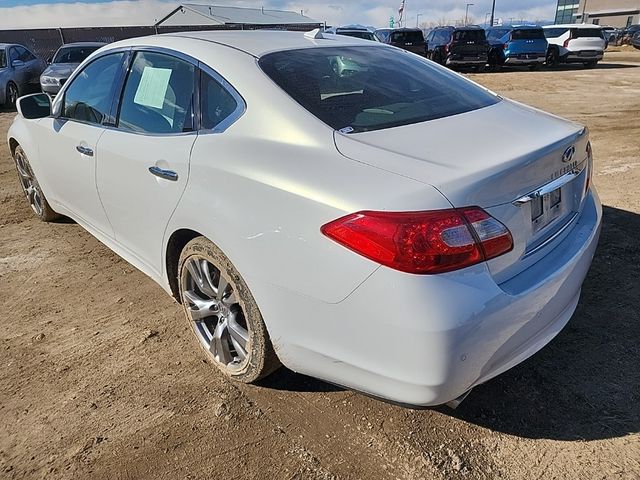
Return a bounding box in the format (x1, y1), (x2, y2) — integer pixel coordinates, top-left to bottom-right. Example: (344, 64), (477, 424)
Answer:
(585, 141), (593, 193)
(563, 35), (571, 47)
(321, 207), (513, 274)
(502, 43), (508, 50)
(444, 43), (450, 53)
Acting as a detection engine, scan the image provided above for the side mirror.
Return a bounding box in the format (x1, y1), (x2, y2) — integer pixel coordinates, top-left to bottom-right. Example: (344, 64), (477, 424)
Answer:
(47, 57), (52, 64)
(17, 93), (51, 119)
(11, 59), (25, 68)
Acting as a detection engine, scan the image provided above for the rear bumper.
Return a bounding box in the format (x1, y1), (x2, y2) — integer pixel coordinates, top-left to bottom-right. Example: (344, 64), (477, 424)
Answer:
(562, 50), (604, 63)
(446, 56), (487, 66)
(257, 189), (602, 406)
(504, 55), (546, 65)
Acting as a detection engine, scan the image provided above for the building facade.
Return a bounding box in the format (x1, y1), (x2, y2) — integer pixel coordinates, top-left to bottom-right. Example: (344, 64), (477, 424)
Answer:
(575, 0), (640, 27)
(554, 0), (581, 23)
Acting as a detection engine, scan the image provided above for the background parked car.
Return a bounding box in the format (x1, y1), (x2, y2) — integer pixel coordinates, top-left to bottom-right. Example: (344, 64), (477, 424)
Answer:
(374, 28), (392, 43)
(632, 31), (640, 50)
(40, 42), (105, 95)
(600, 26), (619, 47)
(543, 24), (605, 68)
(378, 27), (426, 56)
(325, 25), (378, 41)
(426, 26), (489, 69)
(0, 43), (46, 109)
(620, 24), (640, 44)
(486, 25), (548, 71)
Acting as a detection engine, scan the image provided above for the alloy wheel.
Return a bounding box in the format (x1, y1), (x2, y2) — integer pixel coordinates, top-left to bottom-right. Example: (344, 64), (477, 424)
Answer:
(182, 257), (250, 370)
(14, 150), (43, 216)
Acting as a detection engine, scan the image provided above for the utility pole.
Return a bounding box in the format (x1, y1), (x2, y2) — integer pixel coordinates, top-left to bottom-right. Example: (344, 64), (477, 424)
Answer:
(416, 13), (423, 27)
(465, 3), (474, 25)
(489, 0), (496, 27)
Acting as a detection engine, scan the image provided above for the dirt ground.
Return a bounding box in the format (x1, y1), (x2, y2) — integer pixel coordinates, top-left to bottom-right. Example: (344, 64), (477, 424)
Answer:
(1, 47), (639, 480)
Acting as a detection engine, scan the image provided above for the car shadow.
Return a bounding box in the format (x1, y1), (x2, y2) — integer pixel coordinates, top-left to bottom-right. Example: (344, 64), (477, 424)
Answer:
(444, 205), (639, 440)
(257, 367), (344, 393)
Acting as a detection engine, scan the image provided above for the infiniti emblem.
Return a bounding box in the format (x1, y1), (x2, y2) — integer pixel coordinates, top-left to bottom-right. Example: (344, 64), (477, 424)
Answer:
(562, 146), (576, 163)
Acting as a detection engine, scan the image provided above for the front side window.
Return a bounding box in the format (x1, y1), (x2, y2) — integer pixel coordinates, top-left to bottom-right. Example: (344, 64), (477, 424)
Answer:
(259, 46), (499, 133)
(200, 72), (239, 130)
(118, 51), (195, 134)
(63, 52), (125, 125)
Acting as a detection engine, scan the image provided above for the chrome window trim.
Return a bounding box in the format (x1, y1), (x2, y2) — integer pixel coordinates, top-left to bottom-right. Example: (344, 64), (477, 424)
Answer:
(197, 62), (246, 135)
(51, 44), (246, 136)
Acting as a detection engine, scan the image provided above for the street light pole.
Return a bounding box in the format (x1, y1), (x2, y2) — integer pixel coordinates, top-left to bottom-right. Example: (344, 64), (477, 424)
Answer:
(416, 13), (423, 27)
(489, 0), (496, 27)
(465, 3), (474, 26)
(484, 12), (491, 27)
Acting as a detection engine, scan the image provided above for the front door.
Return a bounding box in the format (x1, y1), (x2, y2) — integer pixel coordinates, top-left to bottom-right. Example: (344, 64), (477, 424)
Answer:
(35, 52), (127, 237)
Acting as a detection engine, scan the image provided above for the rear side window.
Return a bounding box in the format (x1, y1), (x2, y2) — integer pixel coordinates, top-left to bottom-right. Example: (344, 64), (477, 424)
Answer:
(453, 30), (486, 42)
(572, 28), (604, 38)
(200, 72), (239, 130)
(118, 51), (196, 134)
(512, 29), (545, 40)
(391, 31), (425, 43)
(63, 52), (125, 125)
(259, 46), (499, 133)
(544, 28), (568, 38)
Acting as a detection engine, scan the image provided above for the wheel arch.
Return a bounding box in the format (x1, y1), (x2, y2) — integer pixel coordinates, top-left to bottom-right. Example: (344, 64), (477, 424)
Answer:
(165, 228), (203, 302)
(9, 137), (19, 156)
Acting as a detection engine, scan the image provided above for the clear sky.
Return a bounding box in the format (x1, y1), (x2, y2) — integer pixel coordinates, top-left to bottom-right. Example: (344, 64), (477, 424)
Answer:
(0, 0), (558, 29)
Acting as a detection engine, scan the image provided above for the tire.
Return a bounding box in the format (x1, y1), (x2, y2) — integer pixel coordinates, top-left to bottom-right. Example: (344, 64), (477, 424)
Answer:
(178, 237), (280, 383)
(5, 82), (18, 110)
(13, 146), (61, 222)
(487, 51), (501, 72)
(546, 48), (559, 68)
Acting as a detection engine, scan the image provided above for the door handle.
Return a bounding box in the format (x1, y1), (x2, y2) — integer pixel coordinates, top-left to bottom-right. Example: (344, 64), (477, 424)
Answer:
(76, 145), (94, 156)
(148, 166), (179, 181)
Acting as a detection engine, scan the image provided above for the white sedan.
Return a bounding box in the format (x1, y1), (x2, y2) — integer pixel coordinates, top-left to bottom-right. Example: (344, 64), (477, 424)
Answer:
(8, 30), (602, 407)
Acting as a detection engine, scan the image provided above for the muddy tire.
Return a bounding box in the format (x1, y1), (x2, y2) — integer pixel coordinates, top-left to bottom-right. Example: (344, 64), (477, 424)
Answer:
(13, 146), (61, 222)
(178, 236), (280, 383)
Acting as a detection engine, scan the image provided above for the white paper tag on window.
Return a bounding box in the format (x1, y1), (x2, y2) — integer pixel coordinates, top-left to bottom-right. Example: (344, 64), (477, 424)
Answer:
(133, 66), (171, 109)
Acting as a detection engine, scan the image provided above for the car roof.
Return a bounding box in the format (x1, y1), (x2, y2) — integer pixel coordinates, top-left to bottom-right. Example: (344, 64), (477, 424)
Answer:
(544, 24), (602, 28)
(57, 42), (107, 48)
(109, 30), (385, 58)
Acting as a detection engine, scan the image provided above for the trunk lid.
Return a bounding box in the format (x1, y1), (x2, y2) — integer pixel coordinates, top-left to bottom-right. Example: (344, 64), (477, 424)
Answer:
(334, 99), (590, 282)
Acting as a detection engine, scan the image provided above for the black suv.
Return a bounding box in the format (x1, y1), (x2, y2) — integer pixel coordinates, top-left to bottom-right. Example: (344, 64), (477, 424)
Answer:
(426, 26), (489, 68)
(377, 28), (426, 56)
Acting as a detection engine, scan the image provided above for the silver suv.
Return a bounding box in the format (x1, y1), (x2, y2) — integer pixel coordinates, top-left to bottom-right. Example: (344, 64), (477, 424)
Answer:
(543, 24), (606, 68)
(0, 43), (46, 109)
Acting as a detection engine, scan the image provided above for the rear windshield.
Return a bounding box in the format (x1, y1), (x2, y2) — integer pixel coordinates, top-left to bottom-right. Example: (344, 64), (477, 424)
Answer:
(259, 46), (499, 133)
(391, 31), (425, 43)
(338, 31), (377, 41)
(512, 28), (545, 40)
(544, 28), (568, 38)
(453, 30), (486, 42)
(53, 45), (101, 64)
(572, 28), (603, 38)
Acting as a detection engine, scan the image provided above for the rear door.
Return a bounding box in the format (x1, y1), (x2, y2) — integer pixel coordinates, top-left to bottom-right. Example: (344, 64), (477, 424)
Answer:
(96, 49), (197, 274)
